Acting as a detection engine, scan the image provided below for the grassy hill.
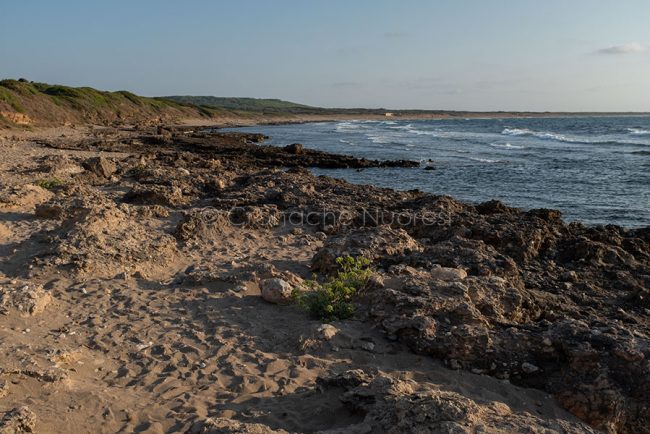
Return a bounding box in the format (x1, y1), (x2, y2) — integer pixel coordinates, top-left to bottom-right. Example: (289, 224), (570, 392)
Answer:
(4, 79), (637, 129)
(165, 95), (399, 116)
(165, 96), (317, 114)
(0, 79), (228, 128)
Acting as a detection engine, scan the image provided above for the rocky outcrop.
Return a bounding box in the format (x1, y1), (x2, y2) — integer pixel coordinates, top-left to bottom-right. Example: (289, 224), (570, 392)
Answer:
(82, 156), (116, 179)
(0, 280), (51, 316)
(315, 370), (597, 433)
(0, 407), (37, 433)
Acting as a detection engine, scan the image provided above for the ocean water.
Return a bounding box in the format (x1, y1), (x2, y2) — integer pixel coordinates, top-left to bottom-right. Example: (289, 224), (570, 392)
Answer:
(227, 116), (650, 228)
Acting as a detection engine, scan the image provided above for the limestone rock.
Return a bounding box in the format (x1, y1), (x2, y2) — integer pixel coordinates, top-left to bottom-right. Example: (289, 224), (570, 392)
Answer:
(430, 266), (468, 281)
(83, 156), (116, 178)
(0, 406), (37, 433)
(260, 278), (293, 305)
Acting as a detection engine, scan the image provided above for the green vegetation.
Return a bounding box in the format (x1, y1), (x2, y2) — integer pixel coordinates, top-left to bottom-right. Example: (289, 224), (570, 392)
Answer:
(0, 78), (221, 127)
(0, 85), (26, 112)
(0, 79), (189, 113)
(35, 178), (65, 190)
(164, 96), (316, 114)
(293, 256), (373, 322)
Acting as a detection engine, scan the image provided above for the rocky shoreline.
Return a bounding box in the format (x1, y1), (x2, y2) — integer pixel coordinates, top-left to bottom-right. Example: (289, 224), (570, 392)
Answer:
(0, 126), (648, 433)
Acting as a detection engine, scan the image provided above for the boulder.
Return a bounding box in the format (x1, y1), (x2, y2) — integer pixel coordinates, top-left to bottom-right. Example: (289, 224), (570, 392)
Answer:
(284, 143), (304, 155)
(260, 278), (293, 305)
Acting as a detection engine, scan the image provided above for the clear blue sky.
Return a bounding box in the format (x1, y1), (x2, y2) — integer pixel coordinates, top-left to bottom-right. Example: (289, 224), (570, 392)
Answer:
(2, 0), (649, 111)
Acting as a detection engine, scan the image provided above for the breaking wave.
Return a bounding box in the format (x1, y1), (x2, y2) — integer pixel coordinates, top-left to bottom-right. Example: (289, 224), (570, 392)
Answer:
(489, 142), (525, 149)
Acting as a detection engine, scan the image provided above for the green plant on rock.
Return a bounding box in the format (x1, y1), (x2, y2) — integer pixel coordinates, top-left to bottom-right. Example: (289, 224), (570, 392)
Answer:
(293, 256), (373, 322)
(36, 178), (65, 190)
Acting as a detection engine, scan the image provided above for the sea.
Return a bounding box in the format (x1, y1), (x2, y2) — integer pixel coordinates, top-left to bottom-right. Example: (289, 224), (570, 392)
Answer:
(227, 116), (650, 228)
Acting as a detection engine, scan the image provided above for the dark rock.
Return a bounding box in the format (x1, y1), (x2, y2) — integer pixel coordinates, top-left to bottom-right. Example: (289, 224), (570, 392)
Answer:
(284, 143), (304, 154)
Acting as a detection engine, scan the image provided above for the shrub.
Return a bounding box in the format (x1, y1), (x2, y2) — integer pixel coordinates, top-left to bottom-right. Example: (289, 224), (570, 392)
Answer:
(36, 178), (65, 190)
(293, 256), (372, 322)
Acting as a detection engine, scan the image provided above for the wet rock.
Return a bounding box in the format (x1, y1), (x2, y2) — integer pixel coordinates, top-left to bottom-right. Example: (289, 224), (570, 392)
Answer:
(284, 143), (304, 154)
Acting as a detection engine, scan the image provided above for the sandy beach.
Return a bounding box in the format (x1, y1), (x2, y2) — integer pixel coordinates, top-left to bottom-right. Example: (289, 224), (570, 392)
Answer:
(0, 125), (647, 433)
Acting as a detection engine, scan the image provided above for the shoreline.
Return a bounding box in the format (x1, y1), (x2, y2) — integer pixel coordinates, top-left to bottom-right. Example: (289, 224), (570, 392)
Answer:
(0, 125), (648, 432)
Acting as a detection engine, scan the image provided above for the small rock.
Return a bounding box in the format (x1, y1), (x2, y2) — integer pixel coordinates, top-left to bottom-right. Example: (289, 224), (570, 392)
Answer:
(360, 341), (375, 352)
(317, 324), (338, 340)
(521, 362), (540, 374)
(83, 156), (116, 178)
(260, 278), (293, 305)
(430, 267), (468, 281)
(284, 143), (304, 154)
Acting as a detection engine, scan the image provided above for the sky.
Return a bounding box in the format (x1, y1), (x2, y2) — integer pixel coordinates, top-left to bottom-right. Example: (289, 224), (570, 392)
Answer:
(1, 0), (649, 111)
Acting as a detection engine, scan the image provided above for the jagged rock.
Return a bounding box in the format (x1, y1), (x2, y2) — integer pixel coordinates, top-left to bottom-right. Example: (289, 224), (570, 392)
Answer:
(83, 156), (116, 178)
(0, 406), (37, 433)
(316, 370), (596, 433)
(312, 226), (423, 273)
(430, 266), (467, 281)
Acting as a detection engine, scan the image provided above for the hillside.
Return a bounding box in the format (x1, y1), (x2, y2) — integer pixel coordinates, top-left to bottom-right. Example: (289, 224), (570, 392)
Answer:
(166, 95), (399, 115)
(4, 79), (645, 130)
(165, 96), (318, 114)
(0, 79), (227, 128)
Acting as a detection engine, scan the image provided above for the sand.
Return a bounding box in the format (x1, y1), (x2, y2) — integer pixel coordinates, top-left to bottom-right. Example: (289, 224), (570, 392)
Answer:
(0, 127), (606, 433)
